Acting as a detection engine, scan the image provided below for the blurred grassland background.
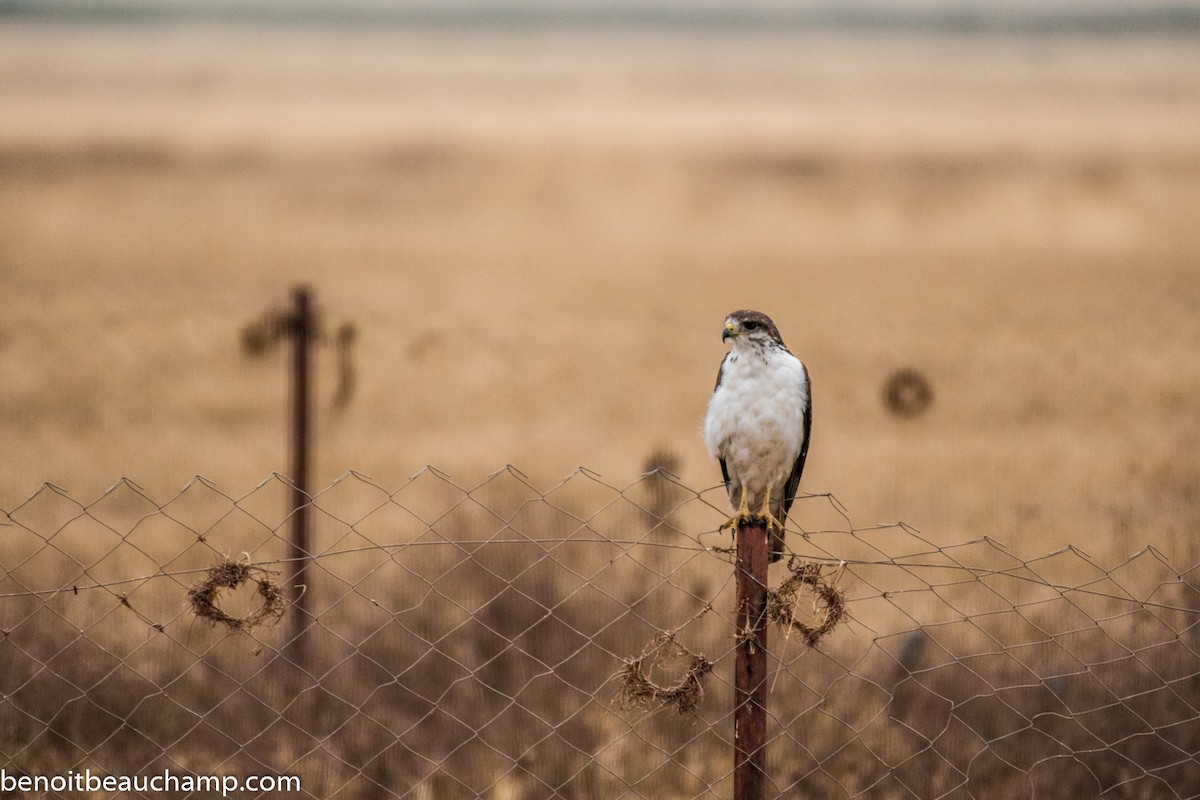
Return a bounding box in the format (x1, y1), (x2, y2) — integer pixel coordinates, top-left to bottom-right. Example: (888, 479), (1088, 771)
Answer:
(2, 7), (1200, 564)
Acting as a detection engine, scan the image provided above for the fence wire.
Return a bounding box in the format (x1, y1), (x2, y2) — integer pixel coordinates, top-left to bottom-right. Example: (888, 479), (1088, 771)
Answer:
(2, 468), (1199, 799)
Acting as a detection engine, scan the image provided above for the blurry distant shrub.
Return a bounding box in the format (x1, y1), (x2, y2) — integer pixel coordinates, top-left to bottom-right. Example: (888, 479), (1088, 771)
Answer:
(882, 367), (933, 418)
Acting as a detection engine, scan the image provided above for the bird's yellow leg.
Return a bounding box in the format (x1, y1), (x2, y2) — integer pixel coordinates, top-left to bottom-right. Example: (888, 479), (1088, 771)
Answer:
(757, 485), (785, 533)
(721, 491), (753, 532)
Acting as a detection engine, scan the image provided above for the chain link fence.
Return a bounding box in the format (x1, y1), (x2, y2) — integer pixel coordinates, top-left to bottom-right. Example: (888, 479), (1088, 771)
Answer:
(2, 468), (1199, 798)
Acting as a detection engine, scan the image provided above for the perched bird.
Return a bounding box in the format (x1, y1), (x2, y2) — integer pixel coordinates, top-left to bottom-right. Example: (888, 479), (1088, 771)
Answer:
(704, 310), (812, 562)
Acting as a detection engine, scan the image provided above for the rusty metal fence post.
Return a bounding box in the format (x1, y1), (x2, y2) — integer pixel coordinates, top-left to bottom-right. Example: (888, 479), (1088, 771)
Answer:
(288, 285), (315, 669)
(240, 284), (348, 674)
(734, 519), (769, 800)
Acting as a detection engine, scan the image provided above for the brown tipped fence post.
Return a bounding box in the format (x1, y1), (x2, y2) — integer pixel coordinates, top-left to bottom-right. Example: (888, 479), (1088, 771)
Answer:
(735, 519), (769, 799)
(288, 285), (315, 669)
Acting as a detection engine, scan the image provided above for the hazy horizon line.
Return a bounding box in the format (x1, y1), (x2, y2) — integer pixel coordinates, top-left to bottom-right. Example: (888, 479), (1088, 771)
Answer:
(4, 1), (1200, 35)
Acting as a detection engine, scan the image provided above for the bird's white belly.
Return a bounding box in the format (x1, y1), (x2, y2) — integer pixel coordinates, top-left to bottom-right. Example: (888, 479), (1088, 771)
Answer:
(704, 349), (808, 507)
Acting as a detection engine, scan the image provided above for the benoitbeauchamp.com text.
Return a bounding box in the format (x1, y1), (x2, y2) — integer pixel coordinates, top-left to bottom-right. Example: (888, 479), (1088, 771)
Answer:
(1, 768), (300, 795)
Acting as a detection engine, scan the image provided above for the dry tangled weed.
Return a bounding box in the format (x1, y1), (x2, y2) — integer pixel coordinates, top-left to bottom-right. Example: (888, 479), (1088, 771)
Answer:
(187, 556), (287, 632)
(767, 558), (847, 647)
(615, 631), (714, 715)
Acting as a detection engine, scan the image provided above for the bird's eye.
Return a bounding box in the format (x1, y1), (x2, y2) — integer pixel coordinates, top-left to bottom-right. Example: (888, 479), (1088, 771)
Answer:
(743, 321), (759, 331)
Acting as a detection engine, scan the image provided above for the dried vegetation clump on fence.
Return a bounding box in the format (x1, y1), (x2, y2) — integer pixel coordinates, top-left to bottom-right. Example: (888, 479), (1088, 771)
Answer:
(767, 558), (847, 647)
(186, 556), (288, 632)
(615, 631), (714, 715)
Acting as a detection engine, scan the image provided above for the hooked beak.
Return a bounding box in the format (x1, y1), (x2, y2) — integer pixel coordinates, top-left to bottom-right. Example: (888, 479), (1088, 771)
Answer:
(723, 322), (737, 341)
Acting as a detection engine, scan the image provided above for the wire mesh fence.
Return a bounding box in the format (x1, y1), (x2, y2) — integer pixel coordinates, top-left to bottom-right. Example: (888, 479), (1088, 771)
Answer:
(2, 468), (1199, 798)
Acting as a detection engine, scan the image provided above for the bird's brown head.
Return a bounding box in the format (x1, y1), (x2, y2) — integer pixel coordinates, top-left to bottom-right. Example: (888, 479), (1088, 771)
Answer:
(722, 310), (785, 347)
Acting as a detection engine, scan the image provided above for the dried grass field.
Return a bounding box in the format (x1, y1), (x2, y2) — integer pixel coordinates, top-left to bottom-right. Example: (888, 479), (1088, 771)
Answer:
(2, 21), (1200, 560)
(4, 19), (1200, 798)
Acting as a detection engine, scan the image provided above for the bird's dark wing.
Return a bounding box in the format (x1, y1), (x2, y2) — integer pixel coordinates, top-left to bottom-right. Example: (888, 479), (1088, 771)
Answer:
(712, 353), (727, 393)
(713, 354), (732, 493)
(781, 363), (812, 523)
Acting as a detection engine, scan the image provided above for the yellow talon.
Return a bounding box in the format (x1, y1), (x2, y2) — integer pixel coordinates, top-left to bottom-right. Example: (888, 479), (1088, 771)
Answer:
(722, 485), (785, 532)
(721, 491), (754, 531)
(758, 485), (785, 533)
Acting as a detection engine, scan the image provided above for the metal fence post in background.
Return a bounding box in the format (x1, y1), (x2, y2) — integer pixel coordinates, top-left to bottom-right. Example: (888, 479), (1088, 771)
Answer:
(240, 284), (355, 674)
(734, 519), (769, 800)
(288, 285), (315, 668)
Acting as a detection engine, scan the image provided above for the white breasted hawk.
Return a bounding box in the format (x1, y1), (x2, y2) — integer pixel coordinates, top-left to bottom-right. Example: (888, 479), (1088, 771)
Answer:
(704, 310), (811, 563)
